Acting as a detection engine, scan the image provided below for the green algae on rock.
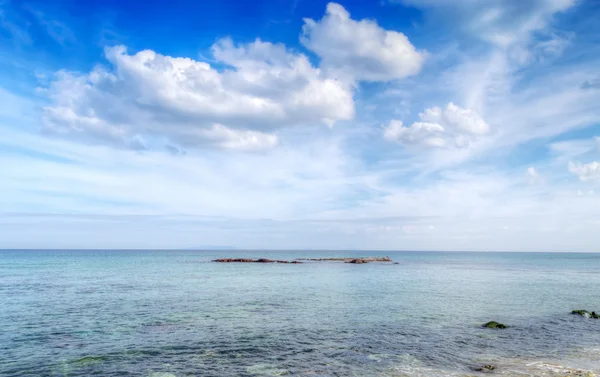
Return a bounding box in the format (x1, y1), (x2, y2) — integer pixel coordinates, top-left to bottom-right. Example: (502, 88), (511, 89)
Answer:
(482, 321), (507, 329)
(572, 310), (599, 318)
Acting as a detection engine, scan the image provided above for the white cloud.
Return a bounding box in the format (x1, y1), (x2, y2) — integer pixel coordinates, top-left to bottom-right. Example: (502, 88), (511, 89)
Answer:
(577, 190), (595, 197)
(550, 138), (599, 158)
(42, 40), (354, 150)
(301, 2), (425, 82)
(569, 161), (600, 181)
(527, 167), (538, 178)
(383, 102), (490, 148)
(3, 124), (600, 251)
(383, 120), (446, 147)
(199, 124), (278, 151)
(421, 102), (489, 135)
(526, 167), (542, 184)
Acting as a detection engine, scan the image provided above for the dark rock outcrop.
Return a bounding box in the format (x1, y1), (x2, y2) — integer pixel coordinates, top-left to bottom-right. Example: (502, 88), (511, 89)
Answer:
(482, 321), (507, 329)
(213, 258), (302, 264)
(296, 256), (392, 263)
(213, 258), (254, 263)
(472, 364), (497, 373)
(213, 256), (393, 264)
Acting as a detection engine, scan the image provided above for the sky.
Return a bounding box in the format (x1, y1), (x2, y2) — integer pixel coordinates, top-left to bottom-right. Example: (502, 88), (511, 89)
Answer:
(0, 0), (599, 251)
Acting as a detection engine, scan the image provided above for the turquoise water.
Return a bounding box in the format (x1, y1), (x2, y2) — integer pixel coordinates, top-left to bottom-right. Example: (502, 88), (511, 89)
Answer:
(1, 250), (599, 376)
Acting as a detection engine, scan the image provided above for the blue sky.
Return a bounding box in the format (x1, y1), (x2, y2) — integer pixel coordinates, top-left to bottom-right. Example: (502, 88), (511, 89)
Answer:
(1, 0), (600, 251)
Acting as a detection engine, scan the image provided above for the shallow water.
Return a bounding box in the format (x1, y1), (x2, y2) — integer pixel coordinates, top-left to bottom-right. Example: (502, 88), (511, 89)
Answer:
(0, 250), (599, 376)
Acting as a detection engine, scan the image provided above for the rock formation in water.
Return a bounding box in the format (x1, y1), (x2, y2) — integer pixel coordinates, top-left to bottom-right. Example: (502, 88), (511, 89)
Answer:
(213, 256), (393, 264)
(213, 258), (302, 264)
(572, 310), (599, 318)
(295, 256), (392, 263)
(471, 364), (497, 373)
(482, 321), (507, 329)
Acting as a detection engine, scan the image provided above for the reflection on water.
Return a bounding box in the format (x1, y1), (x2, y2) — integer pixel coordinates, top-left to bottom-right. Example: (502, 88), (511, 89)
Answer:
(0, 250), (599, 376)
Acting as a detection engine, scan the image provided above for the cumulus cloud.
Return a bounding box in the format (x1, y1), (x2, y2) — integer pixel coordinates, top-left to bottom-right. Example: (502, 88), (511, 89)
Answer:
(42, 40), (354, 150)
(383, 103), (490, 148)
(301, 2), (425, 82)
(383, 120), (446, 147)
(569, 161), (600, 181)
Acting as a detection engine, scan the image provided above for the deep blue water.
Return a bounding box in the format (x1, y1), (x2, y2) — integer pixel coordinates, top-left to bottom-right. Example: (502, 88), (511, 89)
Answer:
(0, 250), (599, 376)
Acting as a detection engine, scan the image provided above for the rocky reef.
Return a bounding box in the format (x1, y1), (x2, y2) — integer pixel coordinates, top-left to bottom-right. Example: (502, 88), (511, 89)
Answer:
(295, 256), (392, 263)
(213, 256), (393, 264)
(213, 258), (302, 264)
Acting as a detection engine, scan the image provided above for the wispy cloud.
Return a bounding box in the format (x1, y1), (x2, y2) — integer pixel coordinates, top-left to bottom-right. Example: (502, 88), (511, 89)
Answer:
(22, 4), (76, 46)
(0, 1), (31, 45)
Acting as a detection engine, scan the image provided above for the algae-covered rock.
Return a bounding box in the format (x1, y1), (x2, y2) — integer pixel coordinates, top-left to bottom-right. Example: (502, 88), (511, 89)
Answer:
(482, 321), (507, 329)
(571, 310), (594, 318)
(572, 310), (591, 317)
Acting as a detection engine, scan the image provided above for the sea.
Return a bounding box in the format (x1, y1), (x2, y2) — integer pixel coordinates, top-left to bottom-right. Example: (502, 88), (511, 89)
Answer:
(0, 250), (599, 377)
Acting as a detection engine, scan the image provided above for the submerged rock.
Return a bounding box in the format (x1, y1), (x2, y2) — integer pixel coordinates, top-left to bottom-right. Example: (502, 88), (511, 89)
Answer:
(482, 321), (507, 329)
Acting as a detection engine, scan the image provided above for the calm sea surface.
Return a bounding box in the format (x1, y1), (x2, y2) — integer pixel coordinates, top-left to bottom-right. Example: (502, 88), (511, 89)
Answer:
(1, 250), (599, 376)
